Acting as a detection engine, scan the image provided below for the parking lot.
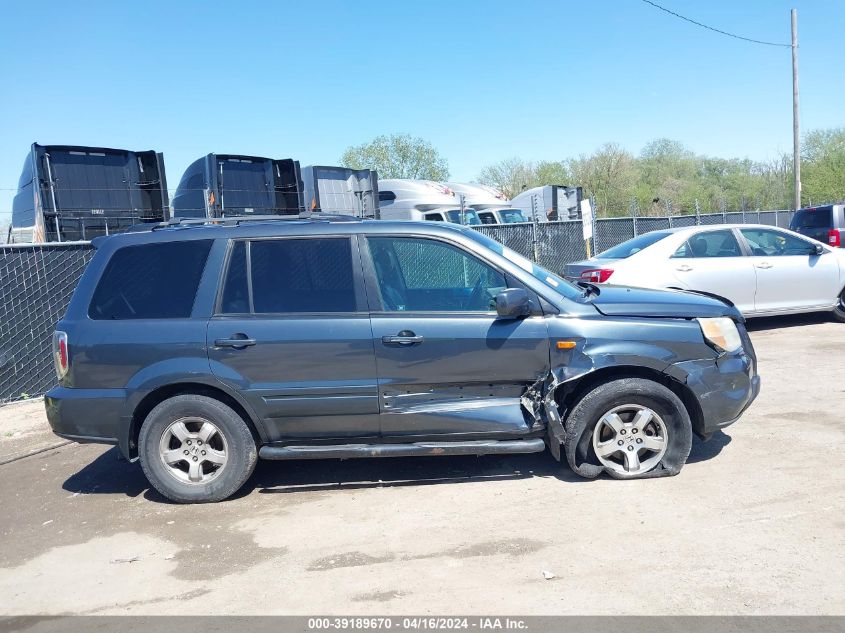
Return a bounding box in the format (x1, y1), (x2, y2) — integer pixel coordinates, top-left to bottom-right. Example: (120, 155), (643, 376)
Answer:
(0, 313), (843, 616)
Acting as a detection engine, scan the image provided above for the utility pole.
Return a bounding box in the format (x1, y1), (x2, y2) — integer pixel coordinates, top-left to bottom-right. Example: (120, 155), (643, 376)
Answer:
(791, 9), (801, 210)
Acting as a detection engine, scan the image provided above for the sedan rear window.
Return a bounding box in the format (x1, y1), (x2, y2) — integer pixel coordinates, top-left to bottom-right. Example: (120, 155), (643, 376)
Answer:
(596, 231), (672, 259)
(89, 240), (212, 319)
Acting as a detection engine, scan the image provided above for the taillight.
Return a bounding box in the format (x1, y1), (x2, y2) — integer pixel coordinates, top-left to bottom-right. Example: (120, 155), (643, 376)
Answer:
(580, 268), (614, 283)
(829, 229), (841, 247)
(53, 331), (69, 380)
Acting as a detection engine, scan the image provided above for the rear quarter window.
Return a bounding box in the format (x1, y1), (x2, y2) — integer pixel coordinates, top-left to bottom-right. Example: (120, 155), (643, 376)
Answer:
(89, 240), (213, 319)
(791, 207), (833, 229)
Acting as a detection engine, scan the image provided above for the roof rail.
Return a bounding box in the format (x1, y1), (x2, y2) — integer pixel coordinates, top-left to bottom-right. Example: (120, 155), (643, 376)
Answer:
(145, 212), (364, 232)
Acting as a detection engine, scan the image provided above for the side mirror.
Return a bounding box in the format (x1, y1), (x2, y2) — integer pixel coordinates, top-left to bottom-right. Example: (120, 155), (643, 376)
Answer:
(812, 243), (825, 256)
(495, 288), (531, 319)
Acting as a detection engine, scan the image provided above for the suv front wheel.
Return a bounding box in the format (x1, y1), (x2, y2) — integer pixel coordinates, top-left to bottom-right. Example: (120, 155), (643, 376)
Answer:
(563, 378), (693, 479)
(138, 394), (258, 503)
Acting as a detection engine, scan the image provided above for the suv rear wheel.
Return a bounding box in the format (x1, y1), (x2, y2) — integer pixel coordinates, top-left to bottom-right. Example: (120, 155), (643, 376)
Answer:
(138, 394), (257, 503)
(563, 378), (692, 479)
(832, 288), (845, 323)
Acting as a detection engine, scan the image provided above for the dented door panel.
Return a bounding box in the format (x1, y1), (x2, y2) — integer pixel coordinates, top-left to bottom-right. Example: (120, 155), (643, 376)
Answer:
(372, 314), (550, 436)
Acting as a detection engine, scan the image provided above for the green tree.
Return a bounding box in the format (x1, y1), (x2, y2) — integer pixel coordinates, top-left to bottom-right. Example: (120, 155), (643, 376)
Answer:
(340, 134), (449, 180)
(567, 143), (635, 217)
(801, 128), (845, 206)
(635, 139), (698, 215)
(475, 129), (843, 218)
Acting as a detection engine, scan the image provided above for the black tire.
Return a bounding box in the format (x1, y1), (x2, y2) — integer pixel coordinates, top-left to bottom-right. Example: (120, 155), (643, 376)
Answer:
(138, 394), (257, 503)
(831, 288), (845, 323)
(563, 378), (692, 480)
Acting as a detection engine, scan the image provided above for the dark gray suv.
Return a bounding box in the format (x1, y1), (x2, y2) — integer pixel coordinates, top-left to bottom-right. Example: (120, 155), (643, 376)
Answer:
(45, 216), (760, 502)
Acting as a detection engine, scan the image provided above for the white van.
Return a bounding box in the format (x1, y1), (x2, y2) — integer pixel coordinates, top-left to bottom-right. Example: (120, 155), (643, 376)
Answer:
(444, 182), (527, 224)
(377, 179), (481, 225)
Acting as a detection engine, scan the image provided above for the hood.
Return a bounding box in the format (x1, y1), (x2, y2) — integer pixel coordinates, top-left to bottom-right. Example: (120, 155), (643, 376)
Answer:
(587, 285), (739, 319)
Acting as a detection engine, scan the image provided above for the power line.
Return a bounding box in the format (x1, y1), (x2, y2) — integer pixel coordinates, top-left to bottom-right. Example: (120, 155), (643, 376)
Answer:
(640, 0), (792, 48)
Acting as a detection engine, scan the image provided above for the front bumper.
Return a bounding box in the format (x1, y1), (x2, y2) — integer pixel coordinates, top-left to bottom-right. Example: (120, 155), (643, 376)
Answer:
(667, 347), (760, 437)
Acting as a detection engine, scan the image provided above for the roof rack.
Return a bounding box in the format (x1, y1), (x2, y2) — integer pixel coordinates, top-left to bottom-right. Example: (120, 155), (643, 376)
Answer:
(147, 212), (365, 231)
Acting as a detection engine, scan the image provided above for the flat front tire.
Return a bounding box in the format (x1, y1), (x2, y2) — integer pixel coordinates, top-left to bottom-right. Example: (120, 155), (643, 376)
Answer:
(139, 394), (257, 503)
(563, 378), (692, 480)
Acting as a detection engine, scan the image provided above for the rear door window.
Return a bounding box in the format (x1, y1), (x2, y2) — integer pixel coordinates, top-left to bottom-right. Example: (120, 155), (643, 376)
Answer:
(220, 238), (358, 314)
(685, 230), (743, 258)
(89, 240), (213, 319)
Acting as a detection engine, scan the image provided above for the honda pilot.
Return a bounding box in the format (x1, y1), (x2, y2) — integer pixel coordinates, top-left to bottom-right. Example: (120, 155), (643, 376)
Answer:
(45, 216), (760, 502)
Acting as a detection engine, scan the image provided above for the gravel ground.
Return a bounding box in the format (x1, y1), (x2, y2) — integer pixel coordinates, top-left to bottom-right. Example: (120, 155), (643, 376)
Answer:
(0, 313), (843, 616)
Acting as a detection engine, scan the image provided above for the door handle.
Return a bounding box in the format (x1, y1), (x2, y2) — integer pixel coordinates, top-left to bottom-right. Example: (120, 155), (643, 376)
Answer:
(382, 331), (424, 346)
(675, 264), (693, 272)
(214, 335), (256, 349)
(755, 262), (773, 269)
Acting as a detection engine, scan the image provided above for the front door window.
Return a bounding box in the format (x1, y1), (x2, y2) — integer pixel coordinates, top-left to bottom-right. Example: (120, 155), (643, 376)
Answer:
(367, 237), (507, 312)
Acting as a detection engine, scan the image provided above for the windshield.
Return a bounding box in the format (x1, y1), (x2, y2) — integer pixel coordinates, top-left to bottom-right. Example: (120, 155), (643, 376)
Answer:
(499, 209), (527, 223)
(461, 228), (583, 299)
(444, 209), (481, 225)
(791, 207), (832, 229)
(596, 231), (672, 259)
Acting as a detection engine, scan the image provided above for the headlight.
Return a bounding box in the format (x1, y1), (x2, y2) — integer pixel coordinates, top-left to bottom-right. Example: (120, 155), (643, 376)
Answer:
(697, 317), (742, 354)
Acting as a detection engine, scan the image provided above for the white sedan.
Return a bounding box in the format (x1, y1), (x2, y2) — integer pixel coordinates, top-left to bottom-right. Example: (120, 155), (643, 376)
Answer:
(565, 224), (845, 321)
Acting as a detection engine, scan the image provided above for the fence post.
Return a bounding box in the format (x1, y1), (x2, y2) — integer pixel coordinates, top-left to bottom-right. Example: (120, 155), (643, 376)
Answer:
(694, 199), (701, 225)
(531, 193), (540, 263)
(666, 200), (673, 228)
(630, 198), (639, 236)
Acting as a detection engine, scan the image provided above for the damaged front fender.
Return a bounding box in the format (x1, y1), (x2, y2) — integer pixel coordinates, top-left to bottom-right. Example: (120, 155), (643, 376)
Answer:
(519, 316), (712, 463)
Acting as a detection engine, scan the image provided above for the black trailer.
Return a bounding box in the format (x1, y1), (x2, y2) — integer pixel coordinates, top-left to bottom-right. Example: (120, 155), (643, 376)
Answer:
(10, 144), (169, 243)
(171, 154), (303, 218)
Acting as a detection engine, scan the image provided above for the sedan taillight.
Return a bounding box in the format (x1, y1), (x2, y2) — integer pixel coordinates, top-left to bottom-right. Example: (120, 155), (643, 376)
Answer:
(53, 331), (69, 380)
(829, 229), (841, 247)
(580, 268), (614, 283)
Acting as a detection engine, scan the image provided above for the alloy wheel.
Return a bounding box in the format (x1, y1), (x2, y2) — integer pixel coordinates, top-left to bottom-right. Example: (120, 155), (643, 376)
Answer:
(158, 417), (228, 484)
(591, 404), (668, 476)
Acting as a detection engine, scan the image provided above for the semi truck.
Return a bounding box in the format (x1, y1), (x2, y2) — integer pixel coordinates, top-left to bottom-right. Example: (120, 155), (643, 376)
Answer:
(377, 179), (480, 224)
(443, 182), (527, 224)
(9, 143), (169, 243)
(509, 185), (583, 222)
(171, 154), (303, 218)
(301, 166), (379, 218)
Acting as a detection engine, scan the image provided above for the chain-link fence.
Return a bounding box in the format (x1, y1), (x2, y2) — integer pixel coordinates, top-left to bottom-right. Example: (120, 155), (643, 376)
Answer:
(479, 210), (795, 272)
(0, 243), (94, 403)
(0, 209), (797, 403)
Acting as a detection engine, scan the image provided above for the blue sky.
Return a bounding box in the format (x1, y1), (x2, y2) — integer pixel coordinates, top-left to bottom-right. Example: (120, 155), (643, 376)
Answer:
(1, 0), (843, 223)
